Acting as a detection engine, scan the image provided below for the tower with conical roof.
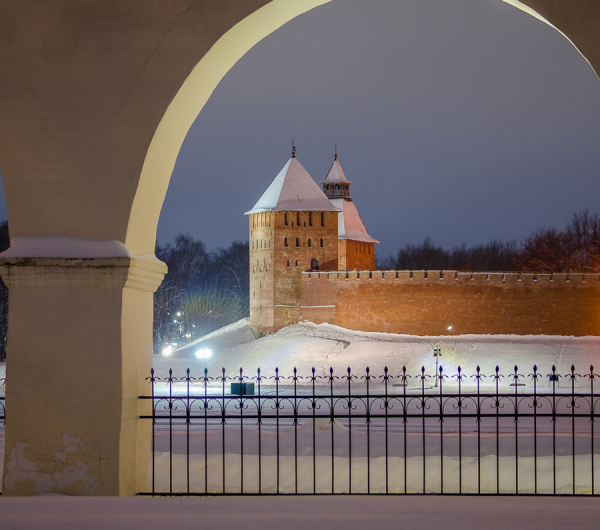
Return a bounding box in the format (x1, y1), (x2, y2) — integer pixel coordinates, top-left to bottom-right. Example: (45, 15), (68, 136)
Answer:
(245, 150), (340, 336)
(321, 154), (379, 270)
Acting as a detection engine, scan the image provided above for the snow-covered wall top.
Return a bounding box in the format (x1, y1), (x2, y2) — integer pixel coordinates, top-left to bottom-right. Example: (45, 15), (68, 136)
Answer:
(303, 270), (600, 285)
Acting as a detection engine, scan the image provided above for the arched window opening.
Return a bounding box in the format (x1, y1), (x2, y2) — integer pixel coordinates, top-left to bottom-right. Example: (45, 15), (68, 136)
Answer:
(311, 258), (319, 271)
(260, 240), (262, 249)
(308, 238), (312, 248)
(284, 237), (288, 247)
(284, 212), (288, 226)
(320, 238), (324, 248)
(309, 212), (313, 226)
(296, 238), (300, 248)
(297, 212), (301, 226)
(321, 212), (325, 227)
(335, 184), (340, 191)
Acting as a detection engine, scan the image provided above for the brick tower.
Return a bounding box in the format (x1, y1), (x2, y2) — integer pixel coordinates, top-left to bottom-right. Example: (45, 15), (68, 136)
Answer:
(246, 150), (339, 336)
(321, 154), (379, 270)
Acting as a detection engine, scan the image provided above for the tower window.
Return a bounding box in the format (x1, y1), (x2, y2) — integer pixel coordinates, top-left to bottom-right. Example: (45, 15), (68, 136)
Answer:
(311, 258), (319, 271)
(284, 212), (288, 226)
(308, 238), (312, 248)
(295, 259), (298, 267)
(320, 238), (324, 248)
(287, 259), (290, 267)
(309, 212), (313, 226)
(321, 212), (325, 227)
(284, 237), (288, 247)
(297, 212), (301, 225)
(296, 238), (300, 248)
(335, 184), (340, 191)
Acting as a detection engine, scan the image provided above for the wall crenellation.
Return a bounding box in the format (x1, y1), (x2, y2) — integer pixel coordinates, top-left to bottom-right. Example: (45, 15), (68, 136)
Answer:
(304, 270), (600, 286)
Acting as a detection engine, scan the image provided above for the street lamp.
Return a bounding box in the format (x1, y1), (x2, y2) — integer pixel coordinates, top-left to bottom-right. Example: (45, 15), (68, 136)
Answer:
(434, 326), (453, 387)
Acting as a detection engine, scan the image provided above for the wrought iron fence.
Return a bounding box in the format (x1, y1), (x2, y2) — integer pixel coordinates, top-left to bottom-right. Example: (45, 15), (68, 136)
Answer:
(142, 364), (599, 496)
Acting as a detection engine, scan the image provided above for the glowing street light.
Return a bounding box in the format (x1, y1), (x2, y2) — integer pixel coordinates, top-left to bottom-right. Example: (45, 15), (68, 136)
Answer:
(161, 345), (173, 357)
(195, 348), (212, 387)
(195, 348), (211, 360)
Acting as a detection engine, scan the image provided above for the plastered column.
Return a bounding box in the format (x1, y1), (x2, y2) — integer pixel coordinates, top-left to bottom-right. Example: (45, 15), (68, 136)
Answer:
(0, 255), (166, 496)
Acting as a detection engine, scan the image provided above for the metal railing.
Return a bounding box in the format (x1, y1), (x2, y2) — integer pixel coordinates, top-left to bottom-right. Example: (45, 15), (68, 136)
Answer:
(140, 364), (599, 496)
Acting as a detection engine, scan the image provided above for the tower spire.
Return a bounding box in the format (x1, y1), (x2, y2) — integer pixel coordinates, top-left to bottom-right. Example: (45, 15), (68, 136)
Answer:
(334, 143), (337, 161)
(291, 139), (296, 158)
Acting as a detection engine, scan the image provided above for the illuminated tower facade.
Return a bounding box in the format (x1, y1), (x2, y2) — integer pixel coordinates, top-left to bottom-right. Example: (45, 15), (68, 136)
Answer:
(246, 152), (339, 336)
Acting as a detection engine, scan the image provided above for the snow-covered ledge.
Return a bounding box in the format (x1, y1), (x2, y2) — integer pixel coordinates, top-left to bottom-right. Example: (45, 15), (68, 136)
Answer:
(0, 237), (166, 496)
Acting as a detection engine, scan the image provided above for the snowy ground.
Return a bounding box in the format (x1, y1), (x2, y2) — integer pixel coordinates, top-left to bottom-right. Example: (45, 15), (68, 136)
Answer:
(0, 496), (598, 530)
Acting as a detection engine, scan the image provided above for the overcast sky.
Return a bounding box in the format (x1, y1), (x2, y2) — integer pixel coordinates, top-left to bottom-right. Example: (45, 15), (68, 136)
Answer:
(4, 0), (600, 259)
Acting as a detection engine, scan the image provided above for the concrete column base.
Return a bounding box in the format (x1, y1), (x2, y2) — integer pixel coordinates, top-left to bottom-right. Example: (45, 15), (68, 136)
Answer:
(0, 255), (165, 496)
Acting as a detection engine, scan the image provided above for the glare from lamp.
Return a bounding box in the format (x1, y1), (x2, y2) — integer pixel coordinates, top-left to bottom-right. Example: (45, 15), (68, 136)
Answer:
(195, 348), (212, 360)
(161, 345), (173, 357)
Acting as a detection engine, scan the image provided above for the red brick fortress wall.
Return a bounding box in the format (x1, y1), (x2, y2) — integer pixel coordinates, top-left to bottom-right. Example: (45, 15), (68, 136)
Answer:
(301, 271), (600, 336)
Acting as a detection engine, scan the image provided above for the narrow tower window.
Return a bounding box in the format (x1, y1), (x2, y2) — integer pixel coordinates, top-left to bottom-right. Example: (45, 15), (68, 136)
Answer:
(320, 238), (324, 248)
(297, 212), (301, 226)
(287, 259), (290, 267)
(284, 212), (288, 226)
(309, 212), (313, 226)
(321, 212), (325, 227)
(284, 237), (288, 247)
(296, 238), (300, 248)
(308, 238), (312, 248)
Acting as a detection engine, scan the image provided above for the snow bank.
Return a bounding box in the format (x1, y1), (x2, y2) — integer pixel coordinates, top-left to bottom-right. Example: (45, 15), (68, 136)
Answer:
(152, 320), (600, 387)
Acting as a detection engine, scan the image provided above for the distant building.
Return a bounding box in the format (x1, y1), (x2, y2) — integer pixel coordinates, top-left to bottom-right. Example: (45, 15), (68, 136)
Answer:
(245, 149), (377, 335)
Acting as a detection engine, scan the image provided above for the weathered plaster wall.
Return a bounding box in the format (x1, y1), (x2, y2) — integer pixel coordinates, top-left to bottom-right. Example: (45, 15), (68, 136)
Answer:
(301, 271), (600, 336)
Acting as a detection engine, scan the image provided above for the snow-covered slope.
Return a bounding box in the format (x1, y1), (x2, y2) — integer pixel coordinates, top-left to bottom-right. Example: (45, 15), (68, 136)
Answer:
(153, 319), (600, 384)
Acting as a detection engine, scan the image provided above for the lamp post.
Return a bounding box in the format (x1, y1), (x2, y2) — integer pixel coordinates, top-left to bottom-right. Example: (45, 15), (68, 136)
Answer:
(434, 325), (453, 387)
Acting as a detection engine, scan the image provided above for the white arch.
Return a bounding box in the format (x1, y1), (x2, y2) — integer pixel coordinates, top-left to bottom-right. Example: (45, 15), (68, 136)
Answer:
(126, 0), (586, 256)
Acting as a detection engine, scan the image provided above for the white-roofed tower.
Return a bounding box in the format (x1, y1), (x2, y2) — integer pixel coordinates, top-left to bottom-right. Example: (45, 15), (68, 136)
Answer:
(245, 151), (339, 337)
(322, 154), (379, 271)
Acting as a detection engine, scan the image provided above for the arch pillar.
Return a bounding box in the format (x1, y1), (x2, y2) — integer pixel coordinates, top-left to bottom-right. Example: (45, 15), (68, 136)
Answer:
(0, 252), (165, 495)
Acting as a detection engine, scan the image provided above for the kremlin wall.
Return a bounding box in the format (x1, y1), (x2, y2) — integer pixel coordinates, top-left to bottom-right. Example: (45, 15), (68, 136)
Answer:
(247, 152), (600, 337)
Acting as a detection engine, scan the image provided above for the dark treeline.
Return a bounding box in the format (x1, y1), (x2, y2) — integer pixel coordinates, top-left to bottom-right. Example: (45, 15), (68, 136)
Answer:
(377, 209), (600, 273)
(154, 234), (249, 349)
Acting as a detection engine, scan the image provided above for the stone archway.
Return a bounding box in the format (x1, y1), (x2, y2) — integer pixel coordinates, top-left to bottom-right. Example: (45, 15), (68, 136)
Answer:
(0, 0), (599, 496)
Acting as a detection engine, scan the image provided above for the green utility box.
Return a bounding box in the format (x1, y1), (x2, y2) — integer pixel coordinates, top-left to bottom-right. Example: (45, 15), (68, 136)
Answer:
(230, 382), (255, 396)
